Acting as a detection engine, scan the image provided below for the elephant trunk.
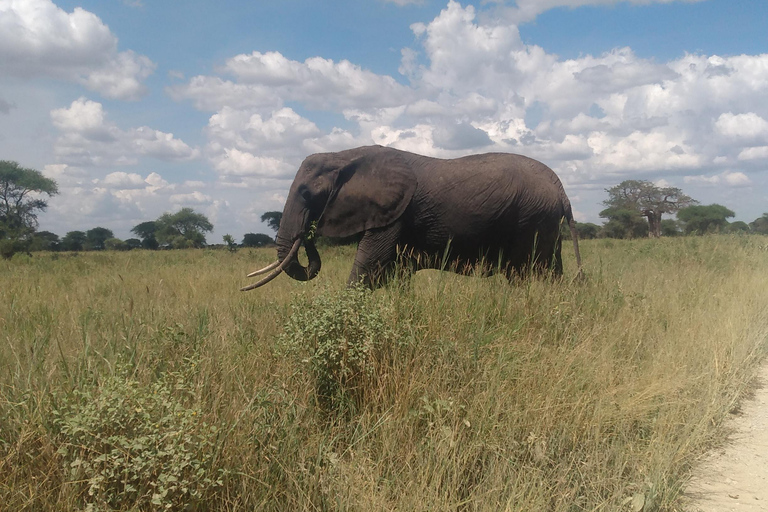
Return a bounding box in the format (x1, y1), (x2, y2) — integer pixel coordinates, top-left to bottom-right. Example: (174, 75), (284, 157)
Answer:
(241, 235), (321, 291)
(241, 196), (322, 291)
(278, 235), (321, 281)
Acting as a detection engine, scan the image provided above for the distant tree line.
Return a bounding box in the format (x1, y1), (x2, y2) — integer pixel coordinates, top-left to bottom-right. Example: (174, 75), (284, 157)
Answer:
(570, 179), (768, 239)
(23, 209), (282, 254)
(0, 160), (281, 257)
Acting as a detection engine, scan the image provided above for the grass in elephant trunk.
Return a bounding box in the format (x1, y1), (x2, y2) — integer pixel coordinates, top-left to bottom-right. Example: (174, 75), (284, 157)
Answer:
(1, 236), (767, 510)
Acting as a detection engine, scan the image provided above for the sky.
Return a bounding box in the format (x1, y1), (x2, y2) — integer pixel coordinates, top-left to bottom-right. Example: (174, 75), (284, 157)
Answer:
(1, 0), (767, 242)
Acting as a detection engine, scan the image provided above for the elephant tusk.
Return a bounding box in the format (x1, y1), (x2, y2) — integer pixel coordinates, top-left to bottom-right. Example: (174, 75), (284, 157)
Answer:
(241, 238), (302, 291)
(246, 259), (280, 277)
(240, 266), (284, 291)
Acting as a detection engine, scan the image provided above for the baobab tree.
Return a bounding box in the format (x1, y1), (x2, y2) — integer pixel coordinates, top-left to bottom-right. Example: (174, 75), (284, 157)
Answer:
(602, 180), (697, 238)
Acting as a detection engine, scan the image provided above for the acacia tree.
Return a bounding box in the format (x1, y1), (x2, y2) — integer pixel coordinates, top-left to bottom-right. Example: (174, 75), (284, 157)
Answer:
(677, 204), (735, 235)
(0, 161), (58, 258)
(61, 231), (87, 251)
(602, 180), (697, 238)
(85, 227), (114, 251)
(155, 208), (213, 248)
(750, 213), (768, 234)
(30, 231), (60, 251)
(260, 211), (282, 234)
(242, 233), (275, 247)
(131, 221), (159, 249)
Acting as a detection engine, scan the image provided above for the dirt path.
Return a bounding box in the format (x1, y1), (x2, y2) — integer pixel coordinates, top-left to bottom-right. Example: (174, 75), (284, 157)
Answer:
(684, 364), (768, 511)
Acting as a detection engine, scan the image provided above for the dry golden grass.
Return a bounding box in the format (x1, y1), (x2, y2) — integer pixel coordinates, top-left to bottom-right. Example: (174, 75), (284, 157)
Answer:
(1, 235), (767, 510)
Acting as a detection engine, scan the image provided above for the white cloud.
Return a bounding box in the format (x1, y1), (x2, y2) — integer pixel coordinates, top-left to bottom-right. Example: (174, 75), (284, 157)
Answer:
(724, 171), (751, 186)
(503, 0), (705, 24)
(38, 166), (179, 237)
(225, 52), (415, 110)
(213, 148), (294, 178)
(715, 112), (768, 143)
(158, 0), (768, 226)
(51, 98), (200, 166)
(738, 146), (768, 161)
(684, 170), (752, 188)
(167, 76), (281, 112)
(100, 171), (146, 189)
(0, 0), (154, 100)
(171, 51), (414, 113)
(169, 191), (212, 205)
(206, 107), (320, 152)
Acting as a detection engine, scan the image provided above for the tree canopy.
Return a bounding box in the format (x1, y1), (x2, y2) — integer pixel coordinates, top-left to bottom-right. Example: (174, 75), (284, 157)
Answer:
(85, 227), (114, 251)
(750, 213), (768, 235)
(155, 208), (213, 249)
(677, 204), (735, 235)
(574, 222), (601, 240)
(242, 233), (275, 247)
(660, 219), (681, 237)
(131, 221), (159, 249)
(601, 180), (696, 238)
(61, 231), (87, 252)
(29, 231), (60, 252)
(260, 211), (282, 233)
(0, 161), (58, 258)
(599, 208), (649, 239)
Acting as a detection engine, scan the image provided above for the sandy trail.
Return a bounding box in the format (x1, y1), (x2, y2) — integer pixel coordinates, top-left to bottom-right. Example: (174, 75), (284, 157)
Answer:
(684, 364), (768, 511)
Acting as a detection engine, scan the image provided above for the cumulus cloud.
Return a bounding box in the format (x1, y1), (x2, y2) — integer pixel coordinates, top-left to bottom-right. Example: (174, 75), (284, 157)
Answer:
(0, 0), (155, 100)
(100, 171), (146, 189)
(737, 146), (768, 161)
(159, 0), (768, 225)
(715, 112), (768, 144)
(684, 170), (752, 187)
(36, 163), (245, 241)
(213, 148), (295, 178)
(51, 98), (200, 166)
(433, 122), (493, 150)
(169, 191), (212, 205)
(170, 51), (414, 112)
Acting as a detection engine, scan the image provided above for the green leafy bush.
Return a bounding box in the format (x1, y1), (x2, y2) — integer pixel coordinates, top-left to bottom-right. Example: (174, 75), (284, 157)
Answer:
(52, 367), (222, 511)
(279, 286), (396, 409)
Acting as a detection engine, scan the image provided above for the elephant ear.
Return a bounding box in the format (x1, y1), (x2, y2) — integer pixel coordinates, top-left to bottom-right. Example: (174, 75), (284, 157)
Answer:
(317, 151), (417, 238)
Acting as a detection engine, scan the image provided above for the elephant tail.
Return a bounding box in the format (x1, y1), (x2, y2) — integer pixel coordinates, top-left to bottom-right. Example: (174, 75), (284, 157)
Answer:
(560, 189), (582, 275)
(568, 216), (582, 273)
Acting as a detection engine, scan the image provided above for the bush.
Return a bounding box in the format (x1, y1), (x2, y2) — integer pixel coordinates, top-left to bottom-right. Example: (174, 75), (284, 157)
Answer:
(279, 286), (396, 410)
(0, 238), (23, 259)
(52, 367), (223, 510)
(104, 237), (128, 251)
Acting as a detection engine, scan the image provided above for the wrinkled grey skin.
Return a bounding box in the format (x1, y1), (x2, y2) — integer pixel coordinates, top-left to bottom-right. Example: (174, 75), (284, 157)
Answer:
(272, 145), (581, 289)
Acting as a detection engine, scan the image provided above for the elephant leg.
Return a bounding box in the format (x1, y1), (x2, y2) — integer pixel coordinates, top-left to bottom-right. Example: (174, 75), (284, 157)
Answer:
(348, 221), (405, 289)
(531, 235), (563, 278)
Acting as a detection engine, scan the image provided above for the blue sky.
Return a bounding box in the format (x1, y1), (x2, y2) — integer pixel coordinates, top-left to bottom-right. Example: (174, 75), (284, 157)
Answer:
(1, 0), (767, 242)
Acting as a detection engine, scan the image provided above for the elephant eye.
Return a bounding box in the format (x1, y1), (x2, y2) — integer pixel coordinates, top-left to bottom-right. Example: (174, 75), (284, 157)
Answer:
(301, 189), (312, 203)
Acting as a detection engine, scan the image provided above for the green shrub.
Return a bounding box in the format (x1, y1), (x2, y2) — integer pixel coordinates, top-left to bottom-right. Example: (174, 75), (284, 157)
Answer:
(0, 237), (28, 259)
(52, 367), (222, 511)
(279, 286), (396, 409)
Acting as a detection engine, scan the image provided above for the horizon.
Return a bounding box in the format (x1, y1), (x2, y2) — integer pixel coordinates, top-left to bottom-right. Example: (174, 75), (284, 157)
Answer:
(1, 0), (766, 241)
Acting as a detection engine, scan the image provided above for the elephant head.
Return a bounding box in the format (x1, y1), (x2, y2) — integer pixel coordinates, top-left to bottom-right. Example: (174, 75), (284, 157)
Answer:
(242, 146), (417, 291)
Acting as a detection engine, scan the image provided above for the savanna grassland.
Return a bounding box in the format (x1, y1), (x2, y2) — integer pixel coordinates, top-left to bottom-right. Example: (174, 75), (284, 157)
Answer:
(1, 236), (768, 511)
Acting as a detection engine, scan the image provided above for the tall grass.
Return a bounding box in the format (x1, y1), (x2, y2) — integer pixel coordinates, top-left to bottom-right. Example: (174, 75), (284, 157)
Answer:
(1, 236), (767, 510)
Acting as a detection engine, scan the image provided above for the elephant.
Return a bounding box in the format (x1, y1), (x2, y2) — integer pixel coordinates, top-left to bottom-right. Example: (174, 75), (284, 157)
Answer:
(242, 145), (581, 291)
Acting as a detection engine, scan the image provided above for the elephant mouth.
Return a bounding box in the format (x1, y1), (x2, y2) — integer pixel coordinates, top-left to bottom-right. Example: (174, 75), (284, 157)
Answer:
(241, 236), (321, 291)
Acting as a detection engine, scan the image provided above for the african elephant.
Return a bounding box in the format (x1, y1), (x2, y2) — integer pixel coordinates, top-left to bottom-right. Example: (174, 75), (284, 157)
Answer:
(243, 145), (581, 291)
